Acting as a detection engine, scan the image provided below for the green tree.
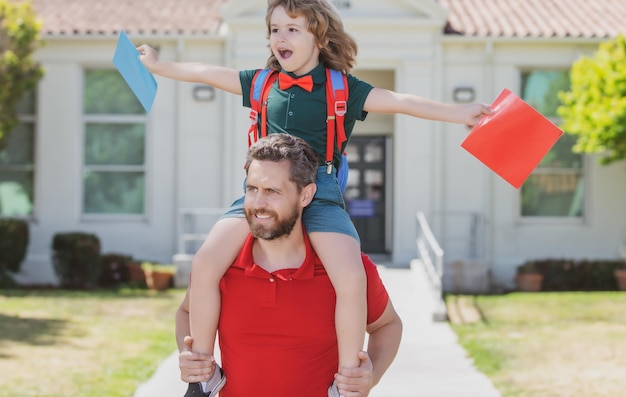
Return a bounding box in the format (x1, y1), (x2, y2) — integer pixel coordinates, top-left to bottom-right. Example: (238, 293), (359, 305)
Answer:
(558, 35), (626, 165)
(0, 0), (44, 149)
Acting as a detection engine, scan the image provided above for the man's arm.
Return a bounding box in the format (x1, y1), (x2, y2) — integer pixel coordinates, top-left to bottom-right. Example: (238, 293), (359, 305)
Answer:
(335, 300), (403, 395)
(175, 288), (191, 351)
(175, 288), (214, 383)
(365, 300), (402, 387)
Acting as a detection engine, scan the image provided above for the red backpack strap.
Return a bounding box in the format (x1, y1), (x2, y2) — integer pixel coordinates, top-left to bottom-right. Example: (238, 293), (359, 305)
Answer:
(325, 68), (349, 173)
(260, 72), (279, 139)
(249, 69), (278, 146)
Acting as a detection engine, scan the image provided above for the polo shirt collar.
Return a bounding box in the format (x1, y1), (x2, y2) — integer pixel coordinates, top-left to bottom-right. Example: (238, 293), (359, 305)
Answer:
(235, 232), (317, 280)
(280, 63), (326, 85)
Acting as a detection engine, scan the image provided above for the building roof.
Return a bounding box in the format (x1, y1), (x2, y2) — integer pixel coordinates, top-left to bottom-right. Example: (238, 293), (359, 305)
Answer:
(31, 0), (227, 36)
(28, 0), (626, 39)
(438, 0), (626, 39)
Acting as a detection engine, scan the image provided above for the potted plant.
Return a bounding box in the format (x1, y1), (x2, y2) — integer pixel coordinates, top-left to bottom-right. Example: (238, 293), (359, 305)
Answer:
(126, 260), (146, 286)
(141, 262), (175, 291)
(515, 261), (544, 292)
(614, 262), (626, 291)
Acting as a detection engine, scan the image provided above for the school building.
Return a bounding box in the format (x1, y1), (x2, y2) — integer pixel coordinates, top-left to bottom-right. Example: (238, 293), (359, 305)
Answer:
(6, 0), (626, 291)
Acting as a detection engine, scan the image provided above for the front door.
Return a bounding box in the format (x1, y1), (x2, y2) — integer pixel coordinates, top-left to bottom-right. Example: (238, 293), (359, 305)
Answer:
(343, 136), (388, 254)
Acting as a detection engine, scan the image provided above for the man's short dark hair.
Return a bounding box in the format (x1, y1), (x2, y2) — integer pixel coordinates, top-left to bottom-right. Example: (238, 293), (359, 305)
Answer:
(245, 134), (319, 191)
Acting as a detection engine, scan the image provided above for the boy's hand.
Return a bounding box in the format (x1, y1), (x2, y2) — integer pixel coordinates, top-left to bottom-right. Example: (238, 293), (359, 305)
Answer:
(464, 102), (493, 128)
(178, 336), (215, 383)
(136, 44), (159, 71)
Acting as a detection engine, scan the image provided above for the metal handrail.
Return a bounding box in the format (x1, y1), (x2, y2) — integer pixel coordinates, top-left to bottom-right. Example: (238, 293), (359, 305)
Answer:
(177, 208), (226, 254)
(416, 211), (447, 321)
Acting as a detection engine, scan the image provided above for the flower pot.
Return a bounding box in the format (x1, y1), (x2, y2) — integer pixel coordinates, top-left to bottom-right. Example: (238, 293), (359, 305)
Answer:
(515, 273), (543, 292)
(614, 269), (626, 291)
(144, 269), (173, 291)
(126, 261), (146, 284)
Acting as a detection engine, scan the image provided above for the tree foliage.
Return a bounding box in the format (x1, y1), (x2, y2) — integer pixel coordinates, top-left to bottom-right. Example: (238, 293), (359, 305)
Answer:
(558, 35), (626, 165)
(0, 0), (43, 149)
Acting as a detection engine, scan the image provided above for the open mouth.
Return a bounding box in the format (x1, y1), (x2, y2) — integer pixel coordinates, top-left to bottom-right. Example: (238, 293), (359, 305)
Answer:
(254, 211), (273, 220)
(278, 49), (293, 59)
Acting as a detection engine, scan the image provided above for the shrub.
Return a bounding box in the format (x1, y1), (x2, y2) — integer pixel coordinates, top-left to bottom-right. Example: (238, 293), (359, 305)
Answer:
(52, 232), (101, 289)
(100, 253), (133, 287)
(516, 258), (625, 291)
(0, 218), (29, 279)
(515, 261), (540, 275)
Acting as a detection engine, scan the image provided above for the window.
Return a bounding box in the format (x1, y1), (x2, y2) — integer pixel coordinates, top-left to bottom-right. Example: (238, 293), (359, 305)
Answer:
(83, 69), (146, 215)
(520, 70), (584, 218)
(0, 91), (36, 217)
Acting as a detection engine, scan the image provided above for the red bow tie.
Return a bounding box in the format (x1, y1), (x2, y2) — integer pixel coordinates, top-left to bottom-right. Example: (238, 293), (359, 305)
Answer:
(279, 73), (314, 92)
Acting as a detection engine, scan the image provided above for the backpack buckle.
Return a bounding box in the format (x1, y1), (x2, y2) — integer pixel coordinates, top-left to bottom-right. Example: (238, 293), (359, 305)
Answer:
(335, 100), (347, 117)
(249, 109), (259, 123)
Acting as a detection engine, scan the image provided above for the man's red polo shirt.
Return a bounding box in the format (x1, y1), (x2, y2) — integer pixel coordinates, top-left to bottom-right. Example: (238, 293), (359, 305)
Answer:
(217, 233), (389, 396)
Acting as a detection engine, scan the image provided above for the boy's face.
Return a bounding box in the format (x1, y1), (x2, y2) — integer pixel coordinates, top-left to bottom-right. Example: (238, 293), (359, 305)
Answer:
(268, 5), (321, 75)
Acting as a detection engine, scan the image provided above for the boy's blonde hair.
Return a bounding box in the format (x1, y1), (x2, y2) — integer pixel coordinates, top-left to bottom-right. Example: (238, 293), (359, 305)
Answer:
(265, 0), (358, 74)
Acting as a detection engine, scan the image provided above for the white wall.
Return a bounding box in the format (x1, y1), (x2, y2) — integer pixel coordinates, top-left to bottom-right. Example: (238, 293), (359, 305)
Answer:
(17, 38), (179, 284)
(439, 39), (626, 289)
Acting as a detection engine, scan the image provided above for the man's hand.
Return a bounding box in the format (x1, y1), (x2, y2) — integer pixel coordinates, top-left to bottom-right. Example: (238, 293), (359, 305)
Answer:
(334, 351), (374, 397)
(178, 336), (215, 383)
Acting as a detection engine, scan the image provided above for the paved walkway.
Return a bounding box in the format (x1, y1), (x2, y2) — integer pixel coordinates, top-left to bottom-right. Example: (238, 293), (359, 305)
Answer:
(134, 262), (501, 397)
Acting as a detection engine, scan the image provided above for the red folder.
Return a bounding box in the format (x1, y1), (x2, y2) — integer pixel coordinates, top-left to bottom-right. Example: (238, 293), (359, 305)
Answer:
(461, 88), (563, 189)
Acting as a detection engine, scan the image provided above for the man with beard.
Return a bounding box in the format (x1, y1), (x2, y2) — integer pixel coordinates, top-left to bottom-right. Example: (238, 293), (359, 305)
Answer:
(175, 134), (402, 397)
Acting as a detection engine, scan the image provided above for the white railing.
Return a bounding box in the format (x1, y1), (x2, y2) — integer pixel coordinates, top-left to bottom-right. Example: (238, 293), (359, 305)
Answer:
(177, 208), (227, 254)
(430, 211), (487, 260)
(416, 211), (447, 321)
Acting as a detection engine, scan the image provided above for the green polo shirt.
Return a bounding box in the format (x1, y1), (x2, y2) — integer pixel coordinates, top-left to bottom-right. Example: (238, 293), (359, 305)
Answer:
(240, 63), (374, 167)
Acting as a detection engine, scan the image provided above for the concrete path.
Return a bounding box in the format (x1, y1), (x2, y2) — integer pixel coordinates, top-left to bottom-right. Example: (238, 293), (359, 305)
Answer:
(368, 264), (500, 397)
(134, 263), (501, 397)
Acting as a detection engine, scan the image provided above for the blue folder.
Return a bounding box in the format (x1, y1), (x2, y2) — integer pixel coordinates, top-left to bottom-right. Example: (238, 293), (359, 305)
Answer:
(113, 30), (157, 112)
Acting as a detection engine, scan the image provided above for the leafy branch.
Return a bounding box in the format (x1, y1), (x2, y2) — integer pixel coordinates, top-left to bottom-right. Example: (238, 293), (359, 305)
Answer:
(558, 35), (626, 165)
(0, 0), (44, 149)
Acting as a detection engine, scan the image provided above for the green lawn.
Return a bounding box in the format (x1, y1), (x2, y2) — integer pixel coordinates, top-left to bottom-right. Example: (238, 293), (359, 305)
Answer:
(4, 288), (625, 397)
(0, 288), (186, 397)
(449, 292), (626, 397)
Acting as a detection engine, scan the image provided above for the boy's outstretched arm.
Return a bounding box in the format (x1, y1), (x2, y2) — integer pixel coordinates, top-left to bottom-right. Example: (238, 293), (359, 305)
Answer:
(363, 87), (492, 127)
(137, 44), (243, 95)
